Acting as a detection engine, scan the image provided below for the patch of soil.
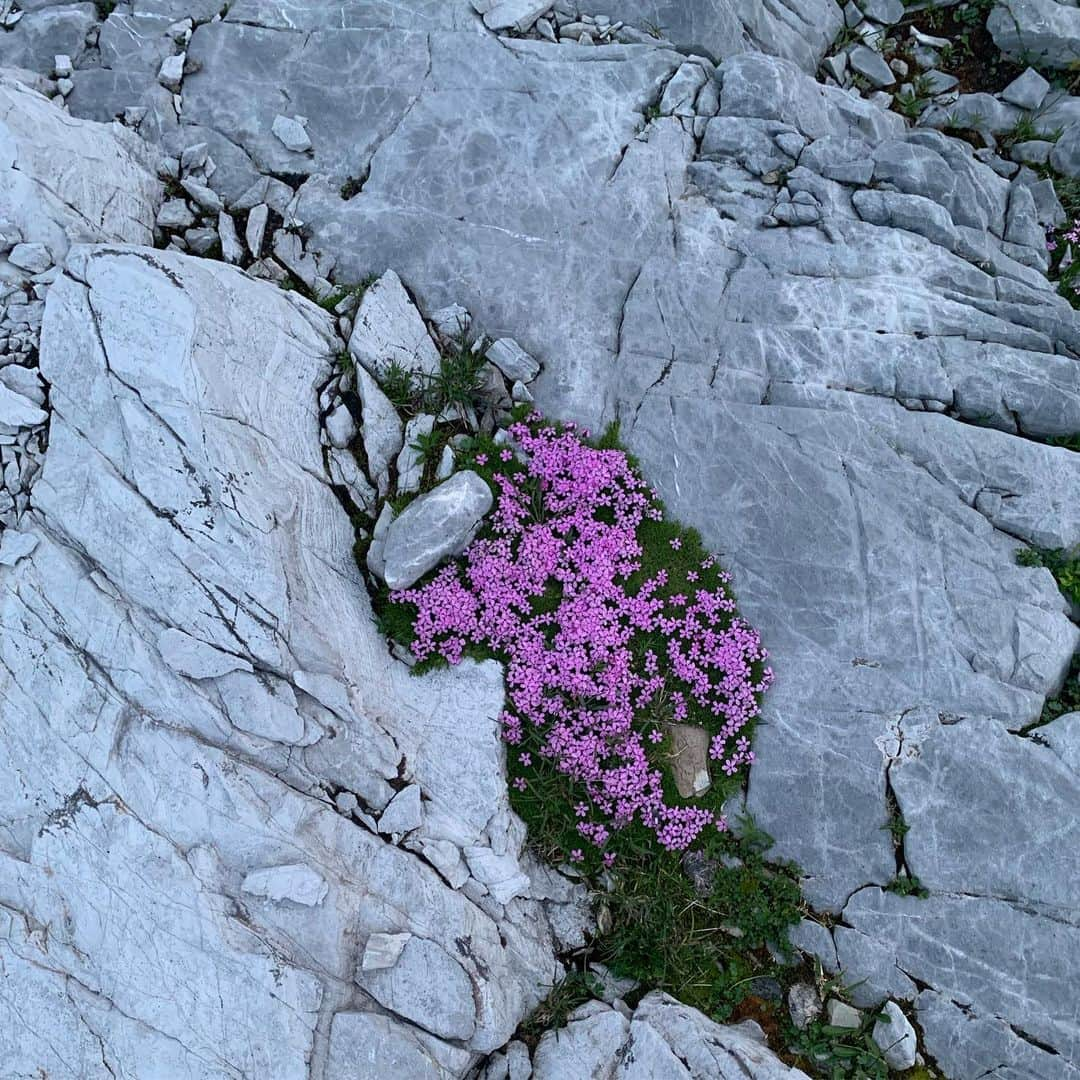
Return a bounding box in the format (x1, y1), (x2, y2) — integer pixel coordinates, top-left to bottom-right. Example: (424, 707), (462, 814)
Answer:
(896, 6), (1025, 95)
(729, 995), (783, 1044)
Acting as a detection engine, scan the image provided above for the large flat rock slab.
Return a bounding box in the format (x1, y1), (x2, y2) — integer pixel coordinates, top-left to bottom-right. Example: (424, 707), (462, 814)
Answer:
(0, 244), (578, 1076)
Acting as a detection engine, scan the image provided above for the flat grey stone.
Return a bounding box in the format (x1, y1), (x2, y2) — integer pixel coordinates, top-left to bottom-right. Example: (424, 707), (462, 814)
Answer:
(381, 471), (493, 590)
(349, 270), (440, 379)
(353, 364), (403, 496)
(486, 337), (540, 383)
(532, 993), (809, 1078)
(217, 211), (243, 264)
(245, 202), (269, 257)
(482, 0), (550, 32)
(858, 0), (903, 25)
(361, 931), (411, 971)
(272, 113), (312, 153)
(0, 528), (38, 566)
(872, 1001), (916, 1070)
(8, 241), (51, 273)
(787, 983), (821, 1030)
(1051, 121), (1080, 179)
(156, 199), (195, 229)
(157, 53), (185, 92)
(241, 863), (328, 906)
(326, 1012), (451, 1080)
(989, 0), (1080, 69)
(0, 383), (47, 430)
(378, 784), (423, 836)
(357, 935), (476, 1041)
(396, 413), (435, 495)
(848, 45), (895, 89)
(826, 1000), (862, 1029)
(324, 402), (357, 449)
(1000, 66), (1051, 111)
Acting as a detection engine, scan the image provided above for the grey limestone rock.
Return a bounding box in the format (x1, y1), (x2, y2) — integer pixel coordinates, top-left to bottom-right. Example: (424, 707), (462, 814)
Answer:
(354, 363), (403, 495)
(848, 44), (895, 89)
(989, 0), (1080, 70)
(272, 113), (312, 153)
(380, 470), (493, 590)
(1000, 65), (1051, 110)
(358, 935), (477, 1041)
(486, 337), (540, 383)
(871, 1001), (917, 1071)
(1051, 120), (1080, 179)
(241, 863), (329, 906)
(349, 269), (441, 379)
(858, 0), (903, 24)
(531, 992), (811, 1078)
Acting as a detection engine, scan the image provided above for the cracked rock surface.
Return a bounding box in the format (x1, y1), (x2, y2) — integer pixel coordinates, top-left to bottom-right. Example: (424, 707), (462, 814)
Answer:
(1, 0), (1079, 1076)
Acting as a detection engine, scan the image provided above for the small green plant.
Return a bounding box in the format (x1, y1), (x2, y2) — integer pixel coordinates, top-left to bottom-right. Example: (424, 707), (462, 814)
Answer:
(409, 426), (446, 471)
(95, 0), (117, 16)
(426, 338), (486, 413)
(340, 175), (364, 199)
(883, 814), (910, 843)
(317, 274), (379, 313)
(516, 970), (603, 1046)
(787, 1007), (894, 1079)
(886, 872), (929, 898)
(1016, 545), (1080, 607)
(380, 360), (420, 411)
(336, 348), (354, 374)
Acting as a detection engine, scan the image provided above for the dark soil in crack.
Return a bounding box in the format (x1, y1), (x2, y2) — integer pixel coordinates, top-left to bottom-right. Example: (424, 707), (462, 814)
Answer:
(897, 8), (1025, 95)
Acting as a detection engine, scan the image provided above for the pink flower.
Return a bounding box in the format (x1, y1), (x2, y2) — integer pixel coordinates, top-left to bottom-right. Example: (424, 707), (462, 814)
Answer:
(500, 449), (513, 461)
(392, 417), (772, 856)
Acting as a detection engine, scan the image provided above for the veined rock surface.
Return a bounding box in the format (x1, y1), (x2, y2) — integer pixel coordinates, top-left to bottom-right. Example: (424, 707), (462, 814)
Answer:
(0, 0), (1078, 1077)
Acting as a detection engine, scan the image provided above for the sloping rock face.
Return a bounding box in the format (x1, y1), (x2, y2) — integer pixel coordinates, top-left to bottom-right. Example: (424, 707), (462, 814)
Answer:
(0, 102), (587, 1074)
(1, 1), (1079, 1077)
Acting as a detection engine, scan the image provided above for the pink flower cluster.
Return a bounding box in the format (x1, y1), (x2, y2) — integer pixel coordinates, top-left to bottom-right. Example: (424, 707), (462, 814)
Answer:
(394, 418), (773, 854)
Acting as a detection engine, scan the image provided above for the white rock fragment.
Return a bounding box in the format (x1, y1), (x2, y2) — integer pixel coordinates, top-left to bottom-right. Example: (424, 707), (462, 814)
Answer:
(0, 529), (38, 566)
(826, 999), (862, 1029)
(8, 243), (51, 274)
(217, 211), (243, 264)
(0, 384), (47, 431)
(272, 114), (312, 153)
(361, 931), (411, 971)
(324, 403), (357, 449)
(348, 270), (440, 379)
(53, 54), (73, 79)
(181, 178), (223, 213)
(158, 53), (185, 92)
(156, 199), (195, 230)
(245, 203), (269, 257)
(482, 0), (551, 32)
(241, 864), (328, 907)
(380, 471), (493, 590)
(396, 413), (435, 495)
(158, 628), (254, 680)
(353, 365), (402, 496)
(378, 784), (422, 836)
(486, 337), (540, 383)
(430, 303), (471, 343)
(872, 1001), (917, 1070)
(435, 442), (455, 480)
(462, 846), (531, 904)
